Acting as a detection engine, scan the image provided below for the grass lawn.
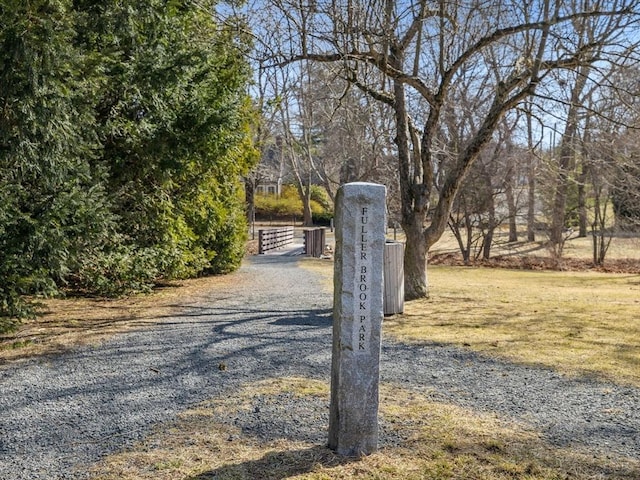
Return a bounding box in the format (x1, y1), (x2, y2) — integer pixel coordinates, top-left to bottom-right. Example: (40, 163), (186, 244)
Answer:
(385, 266), (640, 387)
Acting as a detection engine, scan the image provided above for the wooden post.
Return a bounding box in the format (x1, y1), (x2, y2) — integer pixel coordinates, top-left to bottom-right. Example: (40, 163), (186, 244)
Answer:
(258, 229), (265, 255)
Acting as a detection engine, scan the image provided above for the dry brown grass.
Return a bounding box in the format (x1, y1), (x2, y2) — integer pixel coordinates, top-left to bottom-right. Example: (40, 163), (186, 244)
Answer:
(303, 233), (640, 387)
(384, 266), (640, 387)
(89, 377), (640, 480)
(428, 230), (640, 262)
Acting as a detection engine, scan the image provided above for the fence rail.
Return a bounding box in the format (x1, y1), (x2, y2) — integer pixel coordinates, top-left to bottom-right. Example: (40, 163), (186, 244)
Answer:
(258, 226), (295, 254)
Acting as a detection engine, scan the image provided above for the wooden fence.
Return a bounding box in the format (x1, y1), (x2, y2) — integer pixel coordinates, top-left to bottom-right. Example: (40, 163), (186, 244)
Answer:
(258, 226), (295, 254)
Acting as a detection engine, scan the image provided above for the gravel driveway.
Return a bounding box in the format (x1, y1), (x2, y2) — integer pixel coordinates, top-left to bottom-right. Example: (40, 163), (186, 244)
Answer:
(0, 252), (638, 479)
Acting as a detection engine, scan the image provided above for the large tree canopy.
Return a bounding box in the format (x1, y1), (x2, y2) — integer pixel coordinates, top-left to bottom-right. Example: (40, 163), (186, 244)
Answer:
(0, 0), (255, 329)
(255, 0), (640, 299)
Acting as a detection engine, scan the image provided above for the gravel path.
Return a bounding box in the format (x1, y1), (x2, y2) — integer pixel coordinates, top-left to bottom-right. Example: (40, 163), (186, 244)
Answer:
(1, 252), (639, 479)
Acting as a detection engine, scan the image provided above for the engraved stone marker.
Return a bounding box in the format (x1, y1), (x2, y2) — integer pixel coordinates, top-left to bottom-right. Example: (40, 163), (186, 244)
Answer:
(328, 182), (386, 456)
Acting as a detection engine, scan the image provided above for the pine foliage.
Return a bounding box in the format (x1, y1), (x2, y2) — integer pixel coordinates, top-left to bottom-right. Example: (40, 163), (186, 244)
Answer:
(0, 0), (255, 331)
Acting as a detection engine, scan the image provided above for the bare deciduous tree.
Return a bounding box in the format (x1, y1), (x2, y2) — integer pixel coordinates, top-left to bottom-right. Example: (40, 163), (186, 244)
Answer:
(256, 0), (640, 298)
(304, 64), (396, 202)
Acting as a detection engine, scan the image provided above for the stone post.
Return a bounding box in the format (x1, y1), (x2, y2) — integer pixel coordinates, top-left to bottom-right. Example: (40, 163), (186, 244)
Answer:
(329, 182), (386, 456)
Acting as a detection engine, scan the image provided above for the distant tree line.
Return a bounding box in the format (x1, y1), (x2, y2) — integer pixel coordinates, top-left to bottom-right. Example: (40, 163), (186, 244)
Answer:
(0, 0), (256, 331)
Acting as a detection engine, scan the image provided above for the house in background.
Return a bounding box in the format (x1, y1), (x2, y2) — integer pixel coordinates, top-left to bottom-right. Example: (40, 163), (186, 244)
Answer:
(255, 178), (282, 196)
(253, 136), (286, 197)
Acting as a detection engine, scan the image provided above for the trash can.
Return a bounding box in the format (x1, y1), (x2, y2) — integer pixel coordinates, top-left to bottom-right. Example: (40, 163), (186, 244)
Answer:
(303, 228), (326, 257)
(383, 241), (404, 315)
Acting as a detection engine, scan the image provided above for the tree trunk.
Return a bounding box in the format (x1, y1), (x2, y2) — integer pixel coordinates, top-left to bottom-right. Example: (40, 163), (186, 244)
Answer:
(245, 179), (256, 224)
(527, 157), (536, 242)
(526, 105), (536, 242)
(464, 212), (473, 264)
(451, 227), (466, 263)
(577, 172), (587, 237)
(577, 136), (590, 238)
(549, 128), (577, 252)
(298, 182), (314, 226)
(391, 64), (430, 299)
(505, 157), (518, 243)
(403, 215), (428, 299)
(482, 195), (496, 260)
(550, 68), (588, 250)
(549, 158), (571, 248)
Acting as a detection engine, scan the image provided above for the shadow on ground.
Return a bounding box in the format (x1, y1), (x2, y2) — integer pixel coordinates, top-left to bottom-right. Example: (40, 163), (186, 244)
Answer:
(187, 445), (355, 480)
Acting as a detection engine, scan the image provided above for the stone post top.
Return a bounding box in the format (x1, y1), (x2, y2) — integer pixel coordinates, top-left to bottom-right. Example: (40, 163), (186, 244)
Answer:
(339, 183), (386, 200)
(341, 182), (386, 189)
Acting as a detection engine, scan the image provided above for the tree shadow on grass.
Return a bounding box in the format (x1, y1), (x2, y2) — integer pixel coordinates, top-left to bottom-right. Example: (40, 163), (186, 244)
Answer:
(187, 445), (356, 480)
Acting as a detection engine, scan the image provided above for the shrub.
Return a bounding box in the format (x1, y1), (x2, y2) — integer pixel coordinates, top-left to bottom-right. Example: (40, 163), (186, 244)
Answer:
(312, 211), (334, 226)
(71, 245), (160, 297)
(0, 1), (255, 325)
(310, 185), (332, 211)
(255, 185), (334, 223)
(255, 186), (303, 218)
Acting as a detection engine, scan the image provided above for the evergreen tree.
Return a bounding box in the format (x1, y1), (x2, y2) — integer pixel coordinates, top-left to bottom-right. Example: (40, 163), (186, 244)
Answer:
(0, 0), (256, 331)
(0, 0), (113, 326)
(74, 0), (256, 283)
